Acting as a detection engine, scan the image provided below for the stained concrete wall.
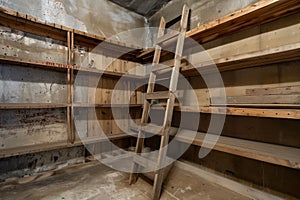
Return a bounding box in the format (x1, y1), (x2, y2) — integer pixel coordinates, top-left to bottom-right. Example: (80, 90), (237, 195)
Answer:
(149, 0), (258, 29)
(0, 147), (85, 182)
(0, 0), (147, 46)
(147, 0), (258, 45)
(0, 0), (146, 182)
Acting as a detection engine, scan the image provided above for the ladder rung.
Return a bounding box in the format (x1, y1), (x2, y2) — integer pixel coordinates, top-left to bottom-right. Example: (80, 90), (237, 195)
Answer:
(134, 155), (157, 169)
(142, 123), (164, 136)
(156, 76), (171, 82)
(100, 151), (132, 165)
(152, 64), (172, 73)
(134, 155), (175, 170)
(131, 123), (178, 136)
(146, 91), (172, 100)
(156, 32), (180, 45)
(161, 58), (188, 68)
(146, 91), (184, 100)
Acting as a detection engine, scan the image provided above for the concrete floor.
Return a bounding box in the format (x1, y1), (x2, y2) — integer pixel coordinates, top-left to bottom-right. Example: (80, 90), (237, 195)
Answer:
(0, 163), (250, 200)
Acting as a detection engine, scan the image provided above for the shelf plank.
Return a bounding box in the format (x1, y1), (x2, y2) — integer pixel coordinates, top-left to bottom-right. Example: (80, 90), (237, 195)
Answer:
(74, 67), (144, 80)
(246, 85), (300, 96)
(0, 55), (144, 79)
(0, 133), (132, 159)
(0, 103), (67, 109)
(0, 103), (142, 109)
(182, 43), (300, 76)
(212, 95), (300, 104)
(175, 130), (300, 169)
(0, 55), (70, 71)
(76, 133), (135, 145)
(186, 0), (300, 44)
(73, 104), (142, 108)
(200, 106), (300, 119)
(151, 105), (300, 119)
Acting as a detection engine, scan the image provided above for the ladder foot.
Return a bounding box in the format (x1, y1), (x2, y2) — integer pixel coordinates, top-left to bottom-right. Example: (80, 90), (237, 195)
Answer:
(129, 174), (138, 185)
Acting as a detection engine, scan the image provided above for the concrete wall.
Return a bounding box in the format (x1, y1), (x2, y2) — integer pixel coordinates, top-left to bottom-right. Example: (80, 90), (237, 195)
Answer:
(0, 0), (147, 46)
(0, 147), (85, 182)
(149, 0), (258, 29)
(147, 0), (258, 45)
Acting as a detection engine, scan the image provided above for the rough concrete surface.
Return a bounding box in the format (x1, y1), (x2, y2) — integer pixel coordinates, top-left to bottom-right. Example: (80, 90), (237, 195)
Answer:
(0, 163), (250, 200)
(0, 0), (147, 46)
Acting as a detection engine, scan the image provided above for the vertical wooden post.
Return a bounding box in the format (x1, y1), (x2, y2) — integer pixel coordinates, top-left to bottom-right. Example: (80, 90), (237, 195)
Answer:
(70, 31), (75, 143)
(67, 31), (72, 144)
(67, 31), (75, 144)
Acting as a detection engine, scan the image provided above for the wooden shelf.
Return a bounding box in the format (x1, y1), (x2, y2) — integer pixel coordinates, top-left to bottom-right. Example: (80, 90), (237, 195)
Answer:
(0, 103), (67, 109)
(0, 103), (143, 109)
(151, 105), (300, 119)
(0, 7), (143, 62)
(130, 124), (300, 169)
(0, 55), (144, 79)
(212, 104), (300, 108)
(138, 0), (300, 61)
(73, 104), (142, 108)
(175, 130), (300, 169)
(0, 55), (70, 71)
(74, 66), (144, 80)
(186, 0), (300, 44)
(182, 43), (300, 76)
(0, 133), (132, 159)
(74, 133), (135, 145)
(144, 43), (300, 78)
(2, 43), (299, 80)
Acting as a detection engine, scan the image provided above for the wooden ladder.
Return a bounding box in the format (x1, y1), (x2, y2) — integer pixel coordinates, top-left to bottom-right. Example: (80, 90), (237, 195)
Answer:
(129, 4), (189, 200)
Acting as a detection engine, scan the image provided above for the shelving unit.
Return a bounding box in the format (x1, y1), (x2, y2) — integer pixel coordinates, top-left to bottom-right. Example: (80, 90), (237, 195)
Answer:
(0, 7), (144, 159)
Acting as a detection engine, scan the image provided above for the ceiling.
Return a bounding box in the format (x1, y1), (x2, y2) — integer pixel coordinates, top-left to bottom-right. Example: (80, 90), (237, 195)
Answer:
(108, 0), (171, 18)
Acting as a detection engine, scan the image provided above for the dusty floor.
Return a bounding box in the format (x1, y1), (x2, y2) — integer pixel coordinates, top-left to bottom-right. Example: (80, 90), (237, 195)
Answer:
(0, 163), (250, 200)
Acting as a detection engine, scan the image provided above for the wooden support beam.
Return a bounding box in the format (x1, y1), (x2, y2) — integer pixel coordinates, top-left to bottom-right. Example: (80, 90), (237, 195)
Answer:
(67, 31), (72, 144)
(70, 31), (75, 144)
